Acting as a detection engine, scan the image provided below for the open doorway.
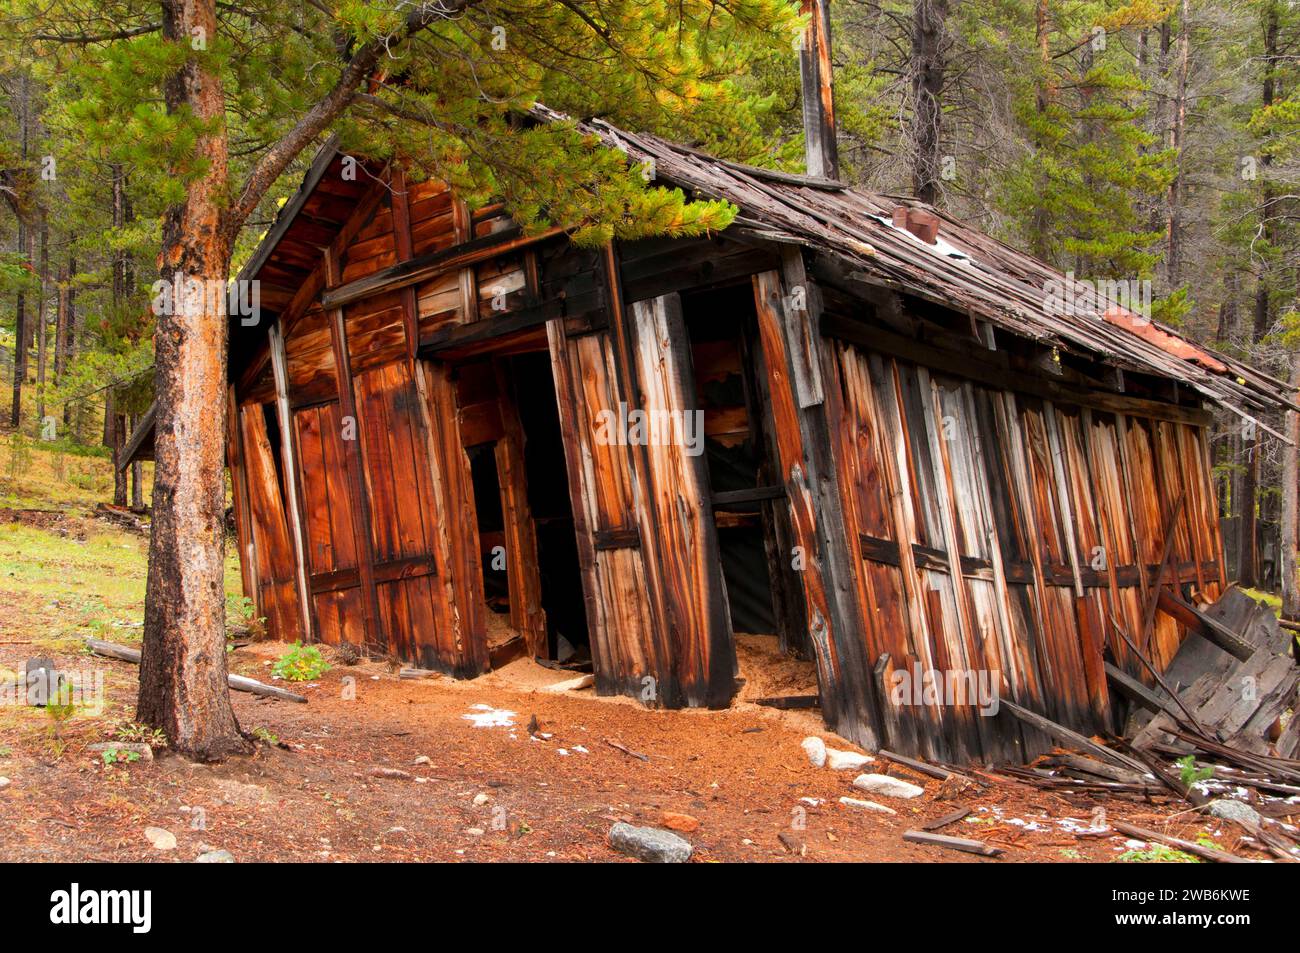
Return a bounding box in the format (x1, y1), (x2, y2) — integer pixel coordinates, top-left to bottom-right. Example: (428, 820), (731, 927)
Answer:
(507, 351), (590, 665)
(451, 344), (589, 667)
(679, 284), (809, 660)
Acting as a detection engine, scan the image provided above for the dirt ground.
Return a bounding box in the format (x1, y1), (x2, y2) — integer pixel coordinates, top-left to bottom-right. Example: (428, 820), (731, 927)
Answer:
(0, 628), (1278, 863)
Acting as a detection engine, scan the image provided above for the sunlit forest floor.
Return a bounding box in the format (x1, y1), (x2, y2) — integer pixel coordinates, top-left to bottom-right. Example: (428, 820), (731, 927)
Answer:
(0, 433), (1274, 863)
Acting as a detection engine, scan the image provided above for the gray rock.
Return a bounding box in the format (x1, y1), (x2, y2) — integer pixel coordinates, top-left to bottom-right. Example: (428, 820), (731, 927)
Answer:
(851, 773), (925, 799)
(801, 736), (827, 768)
(1208, 799), (1262, 826)
(24, 658), (61, 706)
(195, 849), (235, 863)
(608, 822), (693, 863)
(144, 827), (177, 850)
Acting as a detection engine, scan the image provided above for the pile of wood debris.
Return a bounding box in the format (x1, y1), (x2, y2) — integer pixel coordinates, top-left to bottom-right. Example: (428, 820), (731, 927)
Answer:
(993, 587), (1299, 863)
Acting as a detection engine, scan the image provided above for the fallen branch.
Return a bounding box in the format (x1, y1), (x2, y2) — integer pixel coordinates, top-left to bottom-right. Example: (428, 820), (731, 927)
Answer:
(604, 737), (649, 762)
(85, 637), (308, 703)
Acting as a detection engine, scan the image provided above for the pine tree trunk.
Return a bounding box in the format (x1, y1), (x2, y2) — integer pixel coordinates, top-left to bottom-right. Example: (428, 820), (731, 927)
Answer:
(109, 398), (128, 507)
(65, 257), (79, 429)
(1282, 358), (1300, 620)
(909, 0), (949, 205)
(10, 74), (29, 429)
(35, 220), (48, 428)
(1166, 0), (1189, 287)
(11, 223), (27, 429)
(130, 413), (145, 511)
(136, 0), (251, 760)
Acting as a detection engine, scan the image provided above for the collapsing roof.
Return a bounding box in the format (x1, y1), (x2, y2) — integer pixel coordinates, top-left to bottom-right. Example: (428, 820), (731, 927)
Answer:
(528, 105), (1293, 428)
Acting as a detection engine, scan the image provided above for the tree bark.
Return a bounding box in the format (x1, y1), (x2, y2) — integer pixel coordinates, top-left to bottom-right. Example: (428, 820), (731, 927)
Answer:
(1239, 3), (1281, 591)
(11, 221), (28, 429)
(1166, 0), (1189, 287)
(136, 0), (251, 760)
(910, 0), (948, 205)
(130, 413), (145, 511)
(1282, 358), (1300, 621)
(35, 219), (48, 428)
(108, 398), (128, 507)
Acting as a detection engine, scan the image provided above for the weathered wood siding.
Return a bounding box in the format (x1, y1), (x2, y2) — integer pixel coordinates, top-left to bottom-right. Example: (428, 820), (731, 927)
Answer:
(825, 338), (1225, 762)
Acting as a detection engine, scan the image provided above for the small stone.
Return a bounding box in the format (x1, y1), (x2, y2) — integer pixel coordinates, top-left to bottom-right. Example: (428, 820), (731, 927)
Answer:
(839, 796), (897, 815)
(801, 736), (827, 768)
(368, 766), (413, 781)
(659, 811), (700, 833)
(608, 822), (693, 863)
(472, 793), (492, 807)
(195, 849), (235, 863)
(87, 742), (154, 762)
(0, 777), (10, 790)
(413, 755), (432, 765)
(144, 827), (177, 851)
(1208, 799), (1262, 827)
(824, 748), (874, 771)
(466, 827), (485, 836)
(851, 773), (925, 799)
(546, 674), (596, 693)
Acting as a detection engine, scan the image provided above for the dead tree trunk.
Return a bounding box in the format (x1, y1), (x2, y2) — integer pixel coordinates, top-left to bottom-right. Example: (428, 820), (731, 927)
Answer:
(909, 0), (949, 205)
(136, 0), (251, 760)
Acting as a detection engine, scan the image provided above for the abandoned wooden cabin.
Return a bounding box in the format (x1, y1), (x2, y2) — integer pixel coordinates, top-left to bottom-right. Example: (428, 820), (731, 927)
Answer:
(121, 2), (1296, 762)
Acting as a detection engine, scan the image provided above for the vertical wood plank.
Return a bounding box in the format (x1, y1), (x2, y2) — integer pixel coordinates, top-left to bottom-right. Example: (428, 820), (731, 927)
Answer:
(269, 320), (315, 641)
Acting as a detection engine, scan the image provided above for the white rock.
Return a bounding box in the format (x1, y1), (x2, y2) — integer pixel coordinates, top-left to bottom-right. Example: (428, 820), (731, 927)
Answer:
(466, 827), (485, 836)
(144, 827), (177, 850)
(825, 748), (874, 771)
(851, 773), (925, 799)
(0, 777), (10, 790)
(413, 755), (432, 765)
(801, 736), (827, 768)
(472, 793), (492, 807)
(839, 796), (897, 815)
(547, 674), (596, 693)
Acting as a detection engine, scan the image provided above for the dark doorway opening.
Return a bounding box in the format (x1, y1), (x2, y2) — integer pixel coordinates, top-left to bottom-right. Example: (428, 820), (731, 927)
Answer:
(507, 350), (590, 662)
(452, 342), (590, 665)
(680, 283), (807, 656)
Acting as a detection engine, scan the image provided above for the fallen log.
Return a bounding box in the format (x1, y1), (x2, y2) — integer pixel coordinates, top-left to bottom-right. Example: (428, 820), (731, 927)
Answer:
(903, 830), (1004, 858)
(85, 637), (308, 703)
(1110, 821), (1254, 864)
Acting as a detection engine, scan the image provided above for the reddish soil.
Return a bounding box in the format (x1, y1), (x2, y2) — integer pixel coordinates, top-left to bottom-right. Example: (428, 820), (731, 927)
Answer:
(0, 636), (1274, 863)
